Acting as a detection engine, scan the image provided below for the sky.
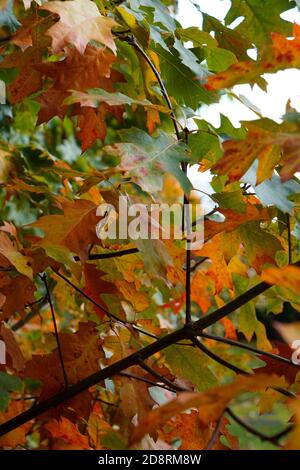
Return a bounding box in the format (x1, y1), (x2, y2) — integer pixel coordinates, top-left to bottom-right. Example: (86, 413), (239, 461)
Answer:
(177, 0), (300, 201)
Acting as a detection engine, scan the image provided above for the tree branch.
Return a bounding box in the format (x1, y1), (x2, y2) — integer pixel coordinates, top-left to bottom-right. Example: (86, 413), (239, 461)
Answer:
(1, 261), (299, 437)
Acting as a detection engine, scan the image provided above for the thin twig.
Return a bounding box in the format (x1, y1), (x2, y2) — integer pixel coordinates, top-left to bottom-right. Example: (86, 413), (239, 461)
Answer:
(52, 268), (157, 340)
(191, 335), (296, 398)
(136, 357), (187, 392)
(191, 336), (248, 375)
(119, 371), (177, 394)
(125, 35), (181, 140)
(205, 414), (224, 450)
(12, 296), (47, 331)
(226, 407), (287, 446)
(199, 332), (300, 369)
(125, 36), (192, 326)
(183, 128), (191, 325)
(74, 247), (138, 262)
(41, 274), (69, 388)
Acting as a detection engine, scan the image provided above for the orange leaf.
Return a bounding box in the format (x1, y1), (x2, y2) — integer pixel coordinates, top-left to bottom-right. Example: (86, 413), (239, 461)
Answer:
(83, 263), (117, 319)
(261, 265), (300, 295)
(46, 417), (90, 449)
(206, 24), (300, 92)
(0, 401), (32, 449)
(31, 199), (102, 261)
(213, 124), (300, 183)
(130, 374), (284, 445)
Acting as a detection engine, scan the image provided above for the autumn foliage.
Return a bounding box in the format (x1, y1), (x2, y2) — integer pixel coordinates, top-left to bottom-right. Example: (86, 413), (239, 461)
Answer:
(0, 0), (300, 451)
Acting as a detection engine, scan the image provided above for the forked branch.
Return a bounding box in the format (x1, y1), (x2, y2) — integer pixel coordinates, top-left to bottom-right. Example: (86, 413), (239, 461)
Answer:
(1, 260), (300, 437)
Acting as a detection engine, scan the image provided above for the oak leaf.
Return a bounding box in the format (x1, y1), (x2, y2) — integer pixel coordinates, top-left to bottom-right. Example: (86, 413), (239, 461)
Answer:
(130, 374), (285, 444)
(261, 265), (300, 296)
(206, 24), (300, 92)
(212, 124), (300, 183)
(45, 417), (90, 450)
(30, 199), (102, 261)
(0, 273), (36, 321)
(0, 401), (32, 449)
(83, 263), (118, 319)
(0, 231), (33, 279)
(158, 410), (212, 450)
(25, 322), (104, 419)
(42, 0), (117, 54)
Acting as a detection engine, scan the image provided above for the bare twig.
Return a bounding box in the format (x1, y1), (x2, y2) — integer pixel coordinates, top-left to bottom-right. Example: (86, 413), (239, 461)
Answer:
(12, 296), (47, 331)
(136, 357), (187, 392)
(125, 35), (181, 141)
(205, 414), (224, 450)
(226, 407), (290, 446)
(52, 268), (157, 340)
(199, 331), (300, 369)
(119, 371), (177, 394)
(41, 274), (69, 388)
(190, 336), (248, 375)
(74, 247), (138, 262)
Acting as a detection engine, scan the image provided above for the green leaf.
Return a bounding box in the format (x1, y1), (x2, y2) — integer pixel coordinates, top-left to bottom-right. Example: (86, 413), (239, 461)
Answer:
(129, 0), (176, 33)
(217, 114), (247, 140)
(205, 48), (237, 73)
(176, 27), (218, 48)
(234, 275), (271, 351)
(173, 39), (207, 76)
(212, 190), (247, 213)
(164, 345), (218, 391)
(0, 372), (22, 411)
(104, 128), (192, 193)
(0, 388), (9, 412)
(188, 122), (222, 165)
(203, 13), (252, 61)
(225, 0), (294, 48)
(101, 431), (128, 450)
(155, 45), (216, 109)
(243, 164), (300, 213)
(0, 372), (23, 392)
